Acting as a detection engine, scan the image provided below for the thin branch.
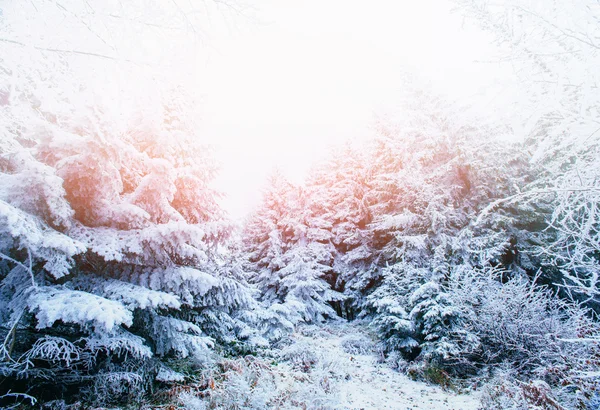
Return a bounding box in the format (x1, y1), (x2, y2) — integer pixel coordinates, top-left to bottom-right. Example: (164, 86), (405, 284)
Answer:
(0, 38), (149, 66)
(105, 13), (188, 31)
(513, 5), (600, 50)
(171, 0), (197, 34)
(0, 392), (37, 407)
(476, 186), (600, 225)
(53, 1), (115, 51)
(0, 251), (36, 288)
(1, 310), (24, 363)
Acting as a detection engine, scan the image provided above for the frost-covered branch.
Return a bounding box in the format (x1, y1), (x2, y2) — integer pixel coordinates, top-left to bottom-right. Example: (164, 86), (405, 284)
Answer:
(0, 392), (37, 408)
(0, 251), (36, 288)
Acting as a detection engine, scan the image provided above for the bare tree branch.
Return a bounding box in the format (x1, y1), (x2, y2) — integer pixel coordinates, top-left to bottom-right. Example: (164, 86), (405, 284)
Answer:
(0, 37), (149, 66)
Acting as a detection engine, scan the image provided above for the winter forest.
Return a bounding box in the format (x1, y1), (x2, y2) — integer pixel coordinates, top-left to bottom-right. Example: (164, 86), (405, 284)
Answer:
(1, 0), (599, 409)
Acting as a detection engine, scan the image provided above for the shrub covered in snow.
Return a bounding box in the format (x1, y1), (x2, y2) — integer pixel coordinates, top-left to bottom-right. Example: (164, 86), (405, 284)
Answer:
(279, 340), (319, 372)
(340, 333), (374, 355)
(173, 354), (341, 410)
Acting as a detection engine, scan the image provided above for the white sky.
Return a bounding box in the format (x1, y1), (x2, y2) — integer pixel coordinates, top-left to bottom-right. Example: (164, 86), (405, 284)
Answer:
(2, 0), (515, 220)
(191, 0), (513, 219)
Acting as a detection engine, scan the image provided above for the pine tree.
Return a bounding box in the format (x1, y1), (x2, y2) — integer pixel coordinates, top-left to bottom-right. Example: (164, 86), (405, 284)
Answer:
(304, 144), (373, 317)
(243, 171), (341, 329)
(0, 47), (258, 405)
(362, 91), (535, 366)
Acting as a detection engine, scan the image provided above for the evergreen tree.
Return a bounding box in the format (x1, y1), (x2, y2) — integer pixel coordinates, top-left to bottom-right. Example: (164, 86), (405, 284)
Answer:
(457, 0), (600, 304)
(362, 92), (537, 366)
(0, 48), (258, 405)
(305, 144), (373, 317)
(243, 171), (341, 327)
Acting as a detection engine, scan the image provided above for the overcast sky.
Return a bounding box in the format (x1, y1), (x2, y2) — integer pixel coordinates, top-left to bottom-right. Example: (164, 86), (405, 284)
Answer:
(191, 0), (514, 219)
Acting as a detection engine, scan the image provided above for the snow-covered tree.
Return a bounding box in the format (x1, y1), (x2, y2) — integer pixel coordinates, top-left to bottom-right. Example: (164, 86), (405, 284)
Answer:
(0, 30), (259, 406)
(243, 171), (341, 328)
(304, 144), (373, 318)
(361, 91), (540, 366)
(456, 0), (600, 304)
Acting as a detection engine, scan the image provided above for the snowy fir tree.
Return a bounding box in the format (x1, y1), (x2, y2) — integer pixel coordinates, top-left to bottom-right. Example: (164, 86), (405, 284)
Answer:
(304, 144), (373, 318)
(0, 34), (260, 406)
(242, 171), (341, 328)
(359, 92), (535, 367)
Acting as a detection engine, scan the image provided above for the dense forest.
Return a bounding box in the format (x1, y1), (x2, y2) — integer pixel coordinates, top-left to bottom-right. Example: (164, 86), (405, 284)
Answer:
(1, 0), (599, 409)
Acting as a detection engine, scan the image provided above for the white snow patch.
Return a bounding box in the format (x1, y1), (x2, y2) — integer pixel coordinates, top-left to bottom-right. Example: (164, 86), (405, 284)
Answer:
(292, 321), (481, 410)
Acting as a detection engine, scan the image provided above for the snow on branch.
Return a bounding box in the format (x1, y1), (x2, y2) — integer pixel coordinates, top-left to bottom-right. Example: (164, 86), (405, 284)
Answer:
(28, 287), (133, 332)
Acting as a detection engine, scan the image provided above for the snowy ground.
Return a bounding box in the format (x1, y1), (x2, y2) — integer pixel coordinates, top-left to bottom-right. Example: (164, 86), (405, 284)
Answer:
(290, 321), (481, 410)
(187, 321), (482, 409)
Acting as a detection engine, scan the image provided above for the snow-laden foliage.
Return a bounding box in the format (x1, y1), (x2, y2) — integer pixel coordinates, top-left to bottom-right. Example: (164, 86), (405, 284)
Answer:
(71, 275), (181, 311)
(0, 13), (260, 405)
(239, 87), (599, 408)
(242, 171), (341, 329)
(1, 0), (599, 407)
(304, 144), (373, 318)
(28, 287), (133, 332)
(457, 0), (600, 305)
